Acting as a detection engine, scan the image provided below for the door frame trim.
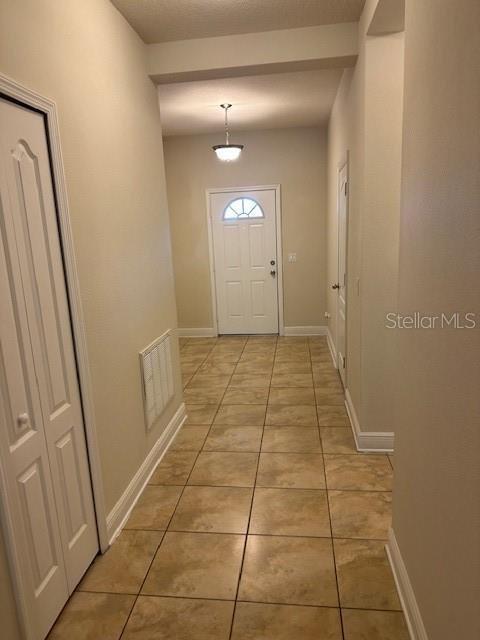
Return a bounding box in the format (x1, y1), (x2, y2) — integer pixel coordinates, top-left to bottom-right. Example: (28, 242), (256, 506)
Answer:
(205, 184), (284, 336)
(0, 75), (108, 637)
(336, 153), (349, 382)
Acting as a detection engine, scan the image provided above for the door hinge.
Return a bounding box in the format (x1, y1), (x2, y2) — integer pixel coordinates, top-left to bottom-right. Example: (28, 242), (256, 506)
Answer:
(344, 181), (348, 196)
(342, 355), (346, 369)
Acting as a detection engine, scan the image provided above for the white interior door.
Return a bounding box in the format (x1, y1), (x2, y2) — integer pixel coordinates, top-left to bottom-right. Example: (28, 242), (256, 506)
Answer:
(0, 98), (98, 639)
(336, 161), (348, 386)
(210, 189), (279, 334)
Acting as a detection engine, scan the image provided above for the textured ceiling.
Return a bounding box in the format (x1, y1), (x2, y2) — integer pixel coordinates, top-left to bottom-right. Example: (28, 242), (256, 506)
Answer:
(158, 69), (343, 136)
(111, 0), (365, 43)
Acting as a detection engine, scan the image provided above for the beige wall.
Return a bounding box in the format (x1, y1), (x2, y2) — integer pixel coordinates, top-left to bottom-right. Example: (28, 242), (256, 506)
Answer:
(326, 0), (404, 433)
(164, 127), (328, 330)
(0, 1), (181, 635)
(392, 1), (480, 637)
(361, 29), (404, 432)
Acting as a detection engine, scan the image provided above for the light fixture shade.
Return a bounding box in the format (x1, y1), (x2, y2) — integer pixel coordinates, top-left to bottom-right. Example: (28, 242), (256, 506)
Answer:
(212, 144), (244, 162)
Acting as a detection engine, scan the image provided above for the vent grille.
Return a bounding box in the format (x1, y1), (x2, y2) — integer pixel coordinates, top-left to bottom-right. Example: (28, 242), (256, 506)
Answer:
(139, 331), (175, 430)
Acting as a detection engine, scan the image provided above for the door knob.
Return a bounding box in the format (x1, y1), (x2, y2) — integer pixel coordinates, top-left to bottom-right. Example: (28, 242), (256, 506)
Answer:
(332, 283), (340, 289)
(270, 270), (276, 277)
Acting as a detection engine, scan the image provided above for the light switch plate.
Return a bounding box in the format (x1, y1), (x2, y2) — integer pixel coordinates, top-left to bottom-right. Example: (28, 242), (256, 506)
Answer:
(288, 253), (297, 263)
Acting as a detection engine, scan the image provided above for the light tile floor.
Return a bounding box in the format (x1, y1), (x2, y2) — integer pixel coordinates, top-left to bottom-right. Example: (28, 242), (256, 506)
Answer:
(48, 335), (409, 640)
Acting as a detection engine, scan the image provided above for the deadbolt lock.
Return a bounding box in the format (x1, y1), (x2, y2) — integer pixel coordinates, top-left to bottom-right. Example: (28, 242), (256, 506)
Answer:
(270, 260), (275, 266)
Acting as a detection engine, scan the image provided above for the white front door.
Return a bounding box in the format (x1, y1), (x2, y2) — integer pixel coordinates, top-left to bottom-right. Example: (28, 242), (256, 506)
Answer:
(0, 98), (98, 639)
(336, 161), (348, 386)
(210, 189), (279, 334)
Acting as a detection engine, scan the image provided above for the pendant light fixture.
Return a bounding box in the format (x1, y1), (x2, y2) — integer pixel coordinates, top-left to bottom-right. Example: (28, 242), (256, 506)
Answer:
(212, 103), (244, 161)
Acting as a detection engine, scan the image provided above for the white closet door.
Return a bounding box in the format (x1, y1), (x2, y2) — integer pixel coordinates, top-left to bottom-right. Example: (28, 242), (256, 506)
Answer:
(0, 161), (68, 639)
(0, 98), (98, 638)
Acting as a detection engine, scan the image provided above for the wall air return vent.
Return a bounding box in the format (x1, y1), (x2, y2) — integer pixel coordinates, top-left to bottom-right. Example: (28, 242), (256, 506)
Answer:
(139, 330), (175, 430)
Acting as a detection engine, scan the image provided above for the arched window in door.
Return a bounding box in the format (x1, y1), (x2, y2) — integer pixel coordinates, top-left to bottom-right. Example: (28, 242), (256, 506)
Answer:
(223, 197), (264, 220)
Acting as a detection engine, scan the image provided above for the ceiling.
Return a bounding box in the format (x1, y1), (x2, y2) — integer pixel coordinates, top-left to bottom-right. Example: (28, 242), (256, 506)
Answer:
(111, 0), (365, 44)
(158, 68), (343, 136)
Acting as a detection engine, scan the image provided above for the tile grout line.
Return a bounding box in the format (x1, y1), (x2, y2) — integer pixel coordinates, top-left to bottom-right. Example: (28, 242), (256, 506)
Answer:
(141, 482), (393, 494)
(309, 336), (346, 640)
(116, 524), (391, 543)
(76, 589), (405, 614)
(180, 334), (260, 639)
(227, 334), (275, 640)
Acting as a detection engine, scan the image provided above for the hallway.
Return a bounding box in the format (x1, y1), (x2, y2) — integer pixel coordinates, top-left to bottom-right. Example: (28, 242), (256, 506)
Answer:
(49, 335), (407, 639)
(2, 2), (478, 639)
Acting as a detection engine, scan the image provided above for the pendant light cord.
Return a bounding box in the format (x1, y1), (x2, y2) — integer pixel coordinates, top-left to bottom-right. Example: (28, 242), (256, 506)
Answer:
(224, 104), (230, 146)
(212, 103), (243, 160)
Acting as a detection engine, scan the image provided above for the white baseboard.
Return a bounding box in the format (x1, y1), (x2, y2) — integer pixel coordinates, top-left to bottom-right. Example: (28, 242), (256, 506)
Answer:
(386, 529), (429, 640)
(283, 325), (328, 336)
(326, 328), (338, 368)
(106, 402), (187, 544)
(345, 388), (394, 452)
(177, 328), (217, 337)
